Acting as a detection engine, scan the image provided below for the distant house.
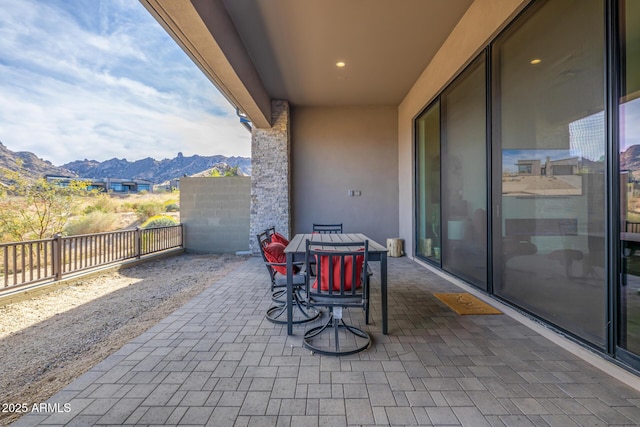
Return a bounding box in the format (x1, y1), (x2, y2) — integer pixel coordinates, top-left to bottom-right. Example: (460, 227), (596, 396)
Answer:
(46, 176), (153, 193)
(516, 156), (581, 177)
(516, 159), (541, 176)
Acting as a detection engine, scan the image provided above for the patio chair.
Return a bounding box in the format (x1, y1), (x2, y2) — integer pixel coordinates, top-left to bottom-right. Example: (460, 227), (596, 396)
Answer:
(303, 239), (371, 356)
(257, 229), (320, 324)
(312, 223), (343, 234)
(257, 228), (280, 299)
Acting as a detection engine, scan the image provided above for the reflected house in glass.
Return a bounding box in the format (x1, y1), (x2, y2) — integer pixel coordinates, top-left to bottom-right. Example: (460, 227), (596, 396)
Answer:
(140, 0), (640, 374)
(506, 152), (584, 196)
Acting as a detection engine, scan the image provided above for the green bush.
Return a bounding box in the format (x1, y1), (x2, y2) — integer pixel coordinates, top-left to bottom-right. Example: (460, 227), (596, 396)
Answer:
(164, 203), (180, 212)
(141, 215), (179, 228)
(64, 211), (118, 236)
(84, 194), (117, 214)
(136, 201), (164, 221)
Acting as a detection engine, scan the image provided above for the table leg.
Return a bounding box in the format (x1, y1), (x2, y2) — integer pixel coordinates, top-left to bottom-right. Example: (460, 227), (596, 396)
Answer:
(286, 252), (293, 335)
(381, 252), (388, 335)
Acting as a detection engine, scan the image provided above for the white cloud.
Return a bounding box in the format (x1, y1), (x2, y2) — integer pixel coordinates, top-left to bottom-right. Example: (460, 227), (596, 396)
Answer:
(0, 0), (250, 165)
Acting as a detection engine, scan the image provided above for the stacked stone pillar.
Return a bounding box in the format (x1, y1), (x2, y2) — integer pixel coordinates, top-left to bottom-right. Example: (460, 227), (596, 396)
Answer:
(249, 100), (291, 253)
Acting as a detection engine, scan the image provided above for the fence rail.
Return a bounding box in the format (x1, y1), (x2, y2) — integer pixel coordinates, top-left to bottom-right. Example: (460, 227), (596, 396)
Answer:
(1, 225), (183, 292)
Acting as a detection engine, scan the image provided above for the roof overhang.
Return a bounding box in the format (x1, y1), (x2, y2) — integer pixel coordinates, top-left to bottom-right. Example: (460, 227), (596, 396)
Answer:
(139, 0), (475, 128)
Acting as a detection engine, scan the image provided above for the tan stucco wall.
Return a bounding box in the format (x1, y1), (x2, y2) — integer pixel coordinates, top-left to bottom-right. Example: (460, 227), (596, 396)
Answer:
(291, 106), (399, 246)
(397, 0), (530, 257)
(180, 176), (250, 253)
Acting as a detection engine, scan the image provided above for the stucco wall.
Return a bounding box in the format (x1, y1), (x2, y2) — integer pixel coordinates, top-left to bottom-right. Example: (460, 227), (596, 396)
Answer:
(397, 0), (530, 257)
(291, 106), (399, 246)
(180, 176), (250, 253)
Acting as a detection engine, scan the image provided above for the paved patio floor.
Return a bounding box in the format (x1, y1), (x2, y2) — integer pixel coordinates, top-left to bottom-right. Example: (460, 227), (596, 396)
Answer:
(13, 256), (640, 426)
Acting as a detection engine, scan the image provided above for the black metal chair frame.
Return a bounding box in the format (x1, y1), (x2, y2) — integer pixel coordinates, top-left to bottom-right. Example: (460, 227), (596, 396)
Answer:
(312, 223), (343, 234)
(257, 229), (320, 325)
(303, 239), (371, 356)
(257, 228), (282, 301)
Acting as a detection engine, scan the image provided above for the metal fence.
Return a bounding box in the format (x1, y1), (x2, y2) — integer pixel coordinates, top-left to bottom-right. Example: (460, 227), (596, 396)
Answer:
(1, 225), (183, 292)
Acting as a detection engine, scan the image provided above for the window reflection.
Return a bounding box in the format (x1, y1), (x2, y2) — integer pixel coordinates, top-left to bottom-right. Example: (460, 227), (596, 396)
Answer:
(621, 97), (640, 356)
(619, 0), (640, 357)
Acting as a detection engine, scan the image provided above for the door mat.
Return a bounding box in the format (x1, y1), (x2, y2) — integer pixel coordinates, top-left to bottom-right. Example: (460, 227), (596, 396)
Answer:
(434, 293), (502, 315)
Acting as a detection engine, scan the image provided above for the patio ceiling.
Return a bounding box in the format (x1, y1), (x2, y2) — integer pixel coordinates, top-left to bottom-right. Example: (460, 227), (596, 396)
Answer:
(220, 0), (474, 107)
(140, 0), (473, 127)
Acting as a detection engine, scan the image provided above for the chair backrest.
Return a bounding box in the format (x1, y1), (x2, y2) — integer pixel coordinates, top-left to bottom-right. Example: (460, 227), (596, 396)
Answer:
(257, 229), (272, 250)
(305, 239), (368, 303)
(257, 228), (276, 282)
(312, 223), (343, 234)
(265, 226), (276, 239)
(257, 227), (296, 282)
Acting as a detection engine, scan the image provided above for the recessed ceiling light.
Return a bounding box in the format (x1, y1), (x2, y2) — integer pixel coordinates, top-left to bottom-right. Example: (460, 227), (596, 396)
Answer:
(336, 61), (346, 68)
(530, 58), (542, 65)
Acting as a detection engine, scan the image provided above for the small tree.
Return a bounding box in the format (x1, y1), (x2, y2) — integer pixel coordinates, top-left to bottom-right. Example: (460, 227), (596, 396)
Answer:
(0, 165), (91, 241)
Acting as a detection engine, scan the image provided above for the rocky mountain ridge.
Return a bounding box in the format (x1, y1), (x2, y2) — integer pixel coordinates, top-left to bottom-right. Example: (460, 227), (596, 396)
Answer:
(0, 142), (251, 185)
(621, 144), (640, 182)
(0, 142), (77, 182)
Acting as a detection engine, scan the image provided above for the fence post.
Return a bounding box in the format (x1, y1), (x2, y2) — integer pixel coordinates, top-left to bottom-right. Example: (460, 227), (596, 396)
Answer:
(52, 233), (63, 281)
(135, 227), (142, 259)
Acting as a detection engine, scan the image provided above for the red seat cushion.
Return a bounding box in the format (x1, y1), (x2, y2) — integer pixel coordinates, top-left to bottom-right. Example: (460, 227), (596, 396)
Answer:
(263, 242), (298, 275)
(271, 232), (289, 246)
(313, 252), (364, 292)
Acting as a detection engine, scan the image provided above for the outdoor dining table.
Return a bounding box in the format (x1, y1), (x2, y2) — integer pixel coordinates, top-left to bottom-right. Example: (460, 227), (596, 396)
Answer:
(284, 233), (389, 335)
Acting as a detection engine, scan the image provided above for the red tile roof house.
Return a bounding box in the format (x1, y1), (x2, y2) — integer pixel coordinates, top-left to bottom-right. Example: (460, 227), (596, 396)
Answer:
(139, 0), (640, 379)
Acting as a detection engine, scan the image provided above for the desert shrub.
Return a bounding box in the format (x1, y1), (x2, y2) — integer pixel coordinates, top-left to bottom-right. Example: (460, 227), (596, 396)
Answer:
(164, 203), (180, 212)
(0, 165), (90, 241)
(135, 201), (164, 221)
(119, 201), (137, 212)
(64, 211), (118, 236)
(141, 215), (179, 228)
(84, 193), (117, 214)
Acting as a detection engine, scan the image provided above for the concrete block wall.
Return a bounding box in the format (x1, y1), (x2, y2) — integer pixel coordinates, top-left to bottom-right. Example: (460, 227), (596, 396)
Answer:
(250, 100), (291, 253)
(180, 176), (250, 253)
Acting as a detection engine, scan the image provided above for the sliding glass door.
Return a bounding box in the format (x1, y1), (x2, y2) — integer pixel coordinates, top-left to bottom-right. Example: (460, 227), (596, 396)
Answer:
(618, 0), (640, 362)
(413, 0), (640, 371)
(492, 0), (607, 345)
(416, 102), (441, 264)
(441, 55), (488, 289)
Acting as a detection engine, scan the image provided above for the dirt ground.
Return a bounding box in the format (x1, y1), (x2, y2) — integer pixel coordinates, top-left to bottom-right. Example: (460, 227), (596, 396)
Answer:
(0, 253), (250, 425)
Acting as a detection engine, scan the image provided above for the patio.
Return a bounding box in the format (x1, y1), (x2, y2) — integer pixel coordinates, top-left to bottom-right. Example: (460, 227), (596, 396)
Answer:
(13, 255), (640, 426)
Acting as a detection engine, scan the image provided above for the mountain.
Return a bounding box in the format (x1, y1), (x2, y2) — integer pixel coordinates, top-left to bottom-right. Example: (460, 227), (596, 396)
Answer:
(0, 142), (251, 186)
(62, 152), (251, 184)
(0, 141), (77, 182)
(621, 144), (640, 171)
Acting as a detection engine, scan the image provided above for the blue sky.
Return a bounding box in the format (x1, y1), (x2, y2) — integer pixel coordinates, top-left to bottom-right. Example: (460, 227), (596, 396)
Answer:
(0, 0), (250, 165)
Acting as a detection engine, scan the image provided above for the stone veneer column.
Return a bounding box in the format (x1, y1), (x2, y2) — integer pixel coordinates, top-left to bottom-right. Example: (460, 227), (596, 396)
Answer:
(249, 100), (291, 253)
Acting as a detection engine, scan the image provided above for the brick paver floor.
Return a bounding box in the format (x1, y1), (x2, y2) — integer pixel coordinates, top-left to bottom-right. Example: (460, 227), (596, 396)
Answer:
(13, 256), (640, 426)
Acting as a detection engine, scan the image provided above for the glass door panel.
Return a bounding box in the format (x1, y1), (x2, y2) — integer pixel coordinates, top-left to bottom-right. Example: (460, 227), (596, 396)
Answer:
(492, 0), (606, 345)
(416, 102), (441, 263)
(619, 0), (640, 360)
(441, 55), (488, 289)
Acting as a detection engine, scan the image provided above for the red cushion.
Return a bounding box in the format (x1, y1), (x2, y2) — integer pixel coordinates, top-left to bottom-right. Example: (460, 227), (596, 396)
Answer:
(271, 232), (289, 246)
(263, 242), (298, 275)
(313, 252), (364, 292)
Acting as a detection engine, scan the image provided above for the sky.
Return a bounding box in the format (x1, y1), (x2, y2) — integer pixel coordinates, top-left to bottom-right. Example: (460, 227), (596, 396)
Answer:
(0, 0), (251, 166)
